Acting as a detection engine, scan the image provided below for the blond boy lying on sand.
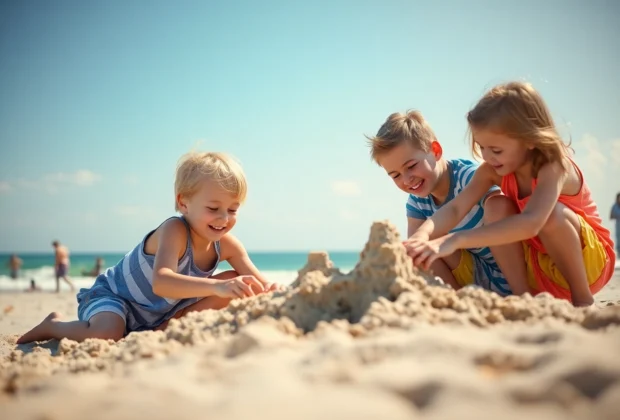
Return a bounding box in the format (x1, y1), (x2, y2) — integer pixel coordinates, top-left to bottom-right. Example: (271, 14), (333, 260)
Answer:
(18, 151), (278, 344)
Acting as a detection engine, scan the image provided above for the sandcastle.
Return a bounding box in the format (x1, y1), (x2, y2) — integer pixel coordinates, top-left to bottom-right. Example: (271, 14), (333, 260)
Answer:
(3, 221), (619, 389)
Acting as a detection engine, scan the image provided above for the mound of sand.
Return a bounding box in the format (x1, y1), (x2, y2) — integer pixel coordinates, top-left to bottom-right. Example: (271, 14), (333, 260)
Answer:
(2, 221), (620, 420)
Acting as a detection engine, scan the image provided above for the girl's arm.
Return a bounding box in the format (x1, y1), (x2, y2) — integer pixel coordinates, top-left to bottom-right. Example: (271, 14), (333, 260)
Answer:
(151, 219), (255, 299)
(407, 217), (426, 238)
(450, 161), (565, 249)
(410, 163), (498, 240)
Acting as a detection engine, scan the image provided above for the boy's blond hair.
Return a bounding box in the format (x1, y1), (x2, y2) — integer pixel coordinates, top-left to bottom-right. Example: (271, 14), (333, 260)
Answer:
(467, 81), (571, 177)
(174, 151), (247, 210)
(366, 110), (437, 163)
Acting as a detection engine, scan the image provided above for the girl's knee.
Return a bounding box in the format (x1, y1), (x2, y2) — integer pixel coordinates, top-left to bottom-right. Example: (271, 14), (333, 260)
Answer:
(483, 195), (519, 224)
(540, 203), (580, 234)
(440, 250), (463, 270)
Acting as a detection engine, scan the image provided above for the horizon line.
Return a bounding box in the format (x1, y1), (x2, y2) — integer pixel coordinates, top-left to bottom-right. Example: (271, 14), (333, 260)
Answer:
(0, 249), (363, 255)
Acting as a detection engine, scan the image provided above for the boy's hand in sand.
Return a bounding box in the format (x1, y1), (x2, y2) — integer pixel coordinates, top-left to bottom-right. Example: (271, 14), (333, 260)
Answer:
(253, 279), (284, 294)
(214, 275), (265, 299)
(265, 282), (286, 292)
(406, 234), (457, 271)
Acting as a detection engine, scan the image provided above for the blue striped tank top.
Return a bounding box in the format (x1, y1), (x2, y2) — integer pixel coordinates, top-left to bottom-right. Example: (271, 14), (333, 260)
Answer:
(405, 159), (511, 296)
(79, 216), (221, 331)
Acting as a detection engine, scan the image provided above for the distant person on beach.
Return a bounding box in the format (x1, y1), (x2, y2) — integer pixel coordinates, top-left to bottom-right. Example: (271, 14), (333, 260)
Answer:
(82, 257), (104, 277)
(366, 110), (524, 296)
(25, 279), (41, 293)
(7, 254), (23, 280)
(611, 192), (620, 257)
(405, 81), (615, 307)
(52, 240), (75, 292)
(18, 151), (279, 344)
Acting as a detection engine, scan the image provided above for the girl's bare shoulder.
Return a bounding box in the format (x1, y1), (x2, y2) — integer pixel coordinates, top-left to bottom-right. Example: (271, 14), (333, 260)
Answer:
(477, 162), (502, 186)
(561, 158), (583, 196)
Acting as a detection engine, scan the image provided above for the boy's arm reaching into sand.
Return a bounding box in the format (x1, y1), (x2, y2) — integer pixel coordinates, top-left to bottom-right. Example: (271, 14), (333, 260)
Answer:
(221, 234), (279, 292)
(151, 219), (262, 299)
(412, 162), (566, 270)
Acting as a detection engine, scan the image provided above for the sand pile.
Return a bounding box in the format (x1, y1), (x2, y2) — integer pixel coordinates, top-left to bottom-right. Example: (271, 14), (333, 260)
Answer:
(2, 221), (620, 420)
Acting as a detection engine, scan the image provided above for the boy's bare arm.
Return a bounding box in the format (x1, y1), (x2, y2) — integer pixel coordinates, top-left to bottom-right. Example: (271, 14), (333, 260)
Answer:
(151, 219), (227, 299)
(222, 234), (272, 290)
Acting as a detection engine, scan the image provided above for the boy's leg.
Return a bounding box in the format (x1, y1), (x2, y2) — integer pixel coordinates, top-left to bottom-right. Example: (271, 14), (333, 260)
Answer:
(483, 195), (530, 295)
(62, 274), (76, 291)
(430, 251), (463, 290)
(537, 203), (593, 306)
(17, 312), (125, 344)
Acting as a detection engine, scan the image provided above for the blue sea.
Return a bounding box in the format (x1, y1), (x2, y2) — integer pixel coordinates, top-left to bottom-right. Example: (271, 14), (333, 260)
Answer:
(0, 251), (361, 292)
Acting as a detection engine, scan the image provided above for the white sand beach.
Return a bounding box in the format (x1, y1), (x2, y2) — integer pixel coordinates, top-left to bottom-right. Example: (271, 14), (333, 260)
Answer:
(1, 221), (619, 420)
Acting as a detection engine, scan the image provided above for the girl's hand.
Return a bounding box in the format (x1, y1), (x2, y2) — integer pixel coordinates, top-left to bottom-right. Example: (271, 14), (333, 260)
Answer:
(402, 233), (430, 257)
(407, 234), (458, 271)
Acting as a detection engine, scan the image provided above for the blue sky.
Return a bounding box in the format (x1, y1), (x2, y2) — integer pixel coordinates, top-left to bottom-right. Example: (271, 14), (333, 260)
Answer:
(1, 0), (619, 253)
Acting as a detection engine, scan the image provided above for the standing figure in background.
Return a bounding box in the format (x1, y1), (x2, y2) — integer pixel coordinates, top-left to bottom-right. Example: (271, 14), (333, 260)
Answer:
(611, 192), (620, 258)
(7, 254), (23, 279)
(52, 240), (75, 292)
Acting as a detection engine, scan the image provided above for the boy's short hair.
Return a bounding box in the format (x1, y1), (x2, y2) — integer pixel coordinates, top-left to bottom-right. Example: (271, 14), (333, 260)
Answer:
(366, 110), (437, 163)
(174, 151), (248, 210)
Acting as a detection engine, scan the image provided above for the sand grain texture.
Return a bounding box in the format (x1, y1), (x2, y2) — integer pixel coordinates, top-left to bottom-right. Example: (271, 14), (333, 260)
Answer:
(1, 221), (619, 420)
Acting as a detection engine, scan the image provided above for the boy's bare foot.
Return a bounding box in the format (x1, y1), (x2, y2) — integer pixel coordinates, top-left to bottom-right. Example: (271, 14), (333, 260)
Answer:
(16, 312), (62, 344)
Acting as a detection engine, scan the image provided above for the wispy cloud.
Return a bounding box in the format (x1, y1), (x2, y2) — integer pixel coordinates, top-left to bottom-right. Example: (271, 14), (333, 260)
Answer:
(114, 205), (143, 217)
(339, 209), (360, 221)
(44, 170), (101, 186)
(330, 180), (361, 197)
(0, 181), (11, 194)
(576, 134), (607, 182)
(2, 170), (102, 194)
(124, 174), (140, 186)
(611, 139), (620, 166)
(113, 205), (160, 220)
(572, 134), (620, 233)
(78, 212), (99, 223)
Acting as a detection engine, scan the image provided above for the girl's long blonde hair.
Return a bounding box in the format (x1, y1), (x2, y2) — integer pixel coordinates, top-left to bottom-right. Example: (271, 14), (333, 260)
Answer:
(467, 81), (571, 176)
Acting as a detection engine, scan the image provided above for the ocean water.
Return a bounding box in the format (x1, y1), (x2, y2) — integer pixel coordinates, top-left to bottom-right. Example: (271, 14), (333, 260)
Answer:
(0, 251), (361, 292)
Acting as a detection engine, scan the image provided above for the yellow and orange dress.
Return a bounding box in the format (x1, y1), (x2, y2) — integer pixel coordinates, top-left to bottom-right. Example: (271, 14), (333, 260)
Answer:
(500, 164), (616, 300)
